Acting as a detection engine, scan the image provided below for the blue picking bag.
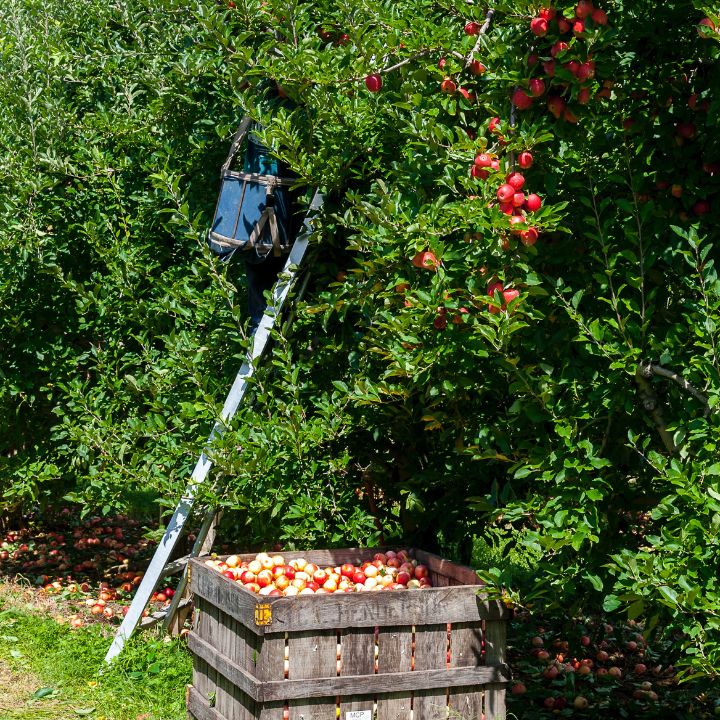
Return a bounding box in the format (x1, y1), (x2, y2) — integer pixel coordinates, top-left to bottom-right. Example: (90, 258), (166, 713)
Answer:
(208, 118), (295, 259)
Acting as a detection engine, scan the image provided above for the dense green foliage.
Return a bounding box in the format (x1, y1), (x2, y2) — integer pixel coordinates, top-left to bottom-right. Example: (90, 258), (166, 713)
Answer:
(1, 0), (719, 683)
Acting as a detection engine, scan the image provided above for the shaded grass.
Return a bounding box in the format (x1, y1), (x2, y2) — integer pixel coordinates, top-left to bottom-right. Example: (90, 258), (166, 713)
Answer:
(0, 582), (191, 720)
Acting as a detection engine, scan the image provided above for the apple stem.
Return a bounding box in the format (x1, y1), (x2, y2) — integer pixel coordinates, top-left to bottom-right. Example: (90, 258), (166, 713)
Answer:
(464, 9), (495, 69)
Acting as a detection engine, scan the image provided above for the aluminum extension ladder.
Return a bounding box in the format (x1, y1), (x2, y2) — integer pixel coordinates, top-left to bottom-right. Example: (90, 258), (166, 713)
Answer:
(104, 191), (324, 664)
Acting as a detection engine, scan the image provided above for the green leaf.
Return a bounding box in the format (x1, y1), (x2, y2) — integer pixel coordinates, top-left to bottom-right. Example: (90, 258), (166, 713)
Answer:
(658, 586), (678, 606)
(627, 599), (644, 620)
(585, 573), (603, 592)
(603, 595), (622, 612)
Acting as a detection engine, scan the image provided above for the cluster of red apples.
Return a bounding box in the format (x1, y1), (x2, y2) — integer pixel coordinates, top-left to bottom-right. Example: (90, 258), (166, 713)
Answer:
(472, 141), (543, 248)
(207, 549), (432, 596)
(521, 1), (611, 123)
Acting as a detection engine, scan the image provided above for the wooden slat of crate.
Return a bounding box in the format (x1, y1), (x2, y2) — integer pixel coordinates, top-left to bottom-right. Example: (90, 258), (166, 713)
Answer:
(339, 627), (375, 717)
(413, 550), (480, 586)
(191, 597), (211, 712)
(413, 624), (449, 720)
(191, 561), (507, 635)
(484, 620), (507, 720)
(288, 630), (337, 720)
(187, 684), (226, 720)
(226, 613), (256, 720)
(376, 626), (412, 720)
(215, 609), (238, 720)
(448, 623), (484, 720)
(256, 632), (285, 720)
(204, 599), (221, 712)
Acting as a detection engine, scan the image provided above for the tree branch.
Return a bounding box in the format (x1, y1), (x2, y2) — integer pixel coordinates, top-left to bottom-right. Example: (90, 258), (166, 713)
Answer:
(379, 50), (433, 75)
(648, 364), (712, 417)
(464, 9), (495, 69)
(635, 361), (676, 453)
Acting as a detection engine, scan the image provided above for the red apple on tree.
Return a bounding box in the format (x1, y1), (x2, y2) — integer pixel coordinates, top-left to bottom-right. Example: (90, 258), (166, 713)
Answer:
(575, 0), (593, 18)
(509, 215), (525, 233)
(530, 17), (548, 36)
(693, 199), (710, 215)
(529, 79), (545, 97)
(576, 61), (595, 80)
(440, 77), (456, 94)
(503, 289), (520, 305)
(497, 184), (515, 203)
(364, 74), (382, 92)
(512, 88), (533, 110)
(525, 194), (542, 212)
(412, 251), (440, 270)
(521, 227), (539, 246)
(507, 172), (525, 190)
(566, 60), (581, 76)
(498, 202), (513, 215)
(698, 17), (716, 37)
(592, 8), (608, 24)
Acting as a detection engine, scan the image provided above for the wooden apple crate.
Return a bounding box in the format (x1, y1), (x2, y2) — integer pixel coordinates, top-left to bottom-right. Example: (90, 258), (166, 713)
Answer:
(186, 548), (511, 720)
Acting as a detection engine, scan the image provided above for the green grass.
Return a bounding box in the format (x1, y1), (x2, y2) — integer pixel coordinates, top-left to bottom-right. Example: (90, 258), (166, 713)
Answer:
(0, 590), (191, 720)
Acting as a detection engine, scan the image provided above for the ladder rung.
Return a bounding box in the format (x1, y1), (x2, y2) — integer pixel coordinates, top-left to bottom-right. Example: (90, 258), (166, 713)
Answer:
(138, 598), (193, 629)
(163, 553), (207, 576)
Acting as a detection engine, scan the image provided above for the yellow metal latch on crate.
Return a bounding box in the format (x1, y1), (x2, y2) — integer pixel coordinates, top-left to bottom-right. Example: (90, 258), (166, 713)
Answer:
(254, 603), (272, 626)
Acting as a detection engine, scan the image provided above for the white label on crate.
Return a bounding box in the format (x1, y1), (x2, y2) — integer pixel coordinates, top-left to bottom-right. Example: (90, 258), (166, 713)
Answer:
(346, 711), (371, 720)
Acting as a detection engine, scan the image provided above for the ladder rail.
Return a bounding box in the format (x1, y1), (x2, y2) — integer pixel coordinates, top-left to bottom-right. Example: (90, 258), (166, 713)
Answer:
(103, 191), (324, 665)
(162, 248), (317, 634)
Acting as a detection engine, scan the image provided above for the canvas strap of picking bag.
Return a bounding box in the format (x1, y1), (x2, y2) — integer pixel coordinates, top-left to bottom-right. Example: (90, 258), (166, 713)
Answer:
(208, 117), (295, 258)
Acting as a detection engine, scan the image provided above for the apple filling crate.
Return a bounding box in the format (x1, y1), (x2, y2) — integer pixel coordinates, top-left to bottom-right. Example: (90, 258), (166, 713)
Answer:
(186, 548), (511, 720)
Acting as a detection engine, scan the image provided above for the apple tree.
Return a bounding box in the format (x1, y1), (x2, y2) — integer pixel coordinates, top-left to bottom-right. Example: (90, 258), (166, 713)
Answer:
(191, 0), (720, 681)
